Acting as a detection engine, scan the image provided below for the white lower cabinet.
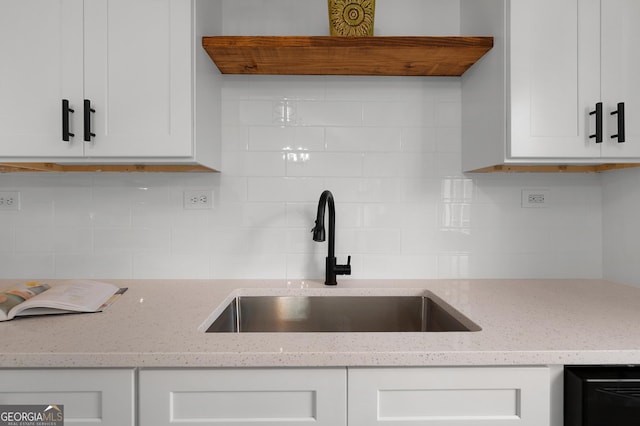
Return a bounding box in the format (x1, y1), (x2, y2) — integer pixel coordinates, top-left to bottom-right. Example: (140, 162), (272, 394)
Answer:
(0, 369), (135, 426)
(139, 366), (550, 426)
(348, 367), (551, 426)
(139, 368), (347, 426)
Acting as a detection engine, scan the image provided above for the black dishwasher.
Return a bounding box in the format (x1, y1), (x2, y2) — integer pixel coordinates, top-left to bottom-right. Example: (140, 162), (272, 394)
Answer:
(565, 366), (640, 425)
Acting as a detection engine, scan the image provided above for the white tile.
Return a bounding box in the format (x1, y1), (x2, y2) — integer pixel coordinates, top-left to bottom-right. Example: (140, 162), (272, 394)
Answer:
(436, 101), (462, 127)
(16, 227), (54, 252)
(243, 203), (287, 228)
(362, 203), (404, 228)
(221, 125), (249, 152)
(363, 100), (425, 127)
(325, 127), (402, 152)
(0, 254), (54, 278)
(248, 126), (325, 152)
(211, 253), (287, 279)
(247, 177), (325, 202)
(358, 254), (439, 279)
(401, 127), (437, 152)
(0, 229), (15, 252)
(238, 100), (274, 126)
(54, 253), (132, 279)
(286, 229), (317, 254)
(222, 151), (286, 177)
(296, 101), (362, 126)
(133, 253), (210, 279)
(53, 228), (92, 252)
(171, 227), (211, 253)
(285, 203), (317, 227)
(93, 228), (170, 252)
(286, 152), (363, 177)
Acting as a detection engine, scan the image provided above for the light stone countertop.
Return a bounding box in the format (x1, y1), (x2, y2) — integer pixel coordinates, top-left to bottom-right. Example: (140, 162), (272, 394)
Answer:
(1, 279), (640, 368)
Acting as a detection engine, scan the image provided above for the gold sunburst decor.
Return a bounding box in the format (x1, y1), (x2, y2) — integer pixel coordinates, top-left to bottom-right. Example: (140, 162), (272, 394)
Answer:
(328, 0), (375, 37)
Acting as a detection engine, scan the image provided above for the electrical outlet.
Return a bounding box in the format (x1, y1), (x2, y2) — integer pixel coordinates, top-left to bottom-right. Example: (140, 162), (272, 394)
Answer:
(183, 190), (213, 210)
(0, 191), (20, 211)
(521, 189), (550, 208)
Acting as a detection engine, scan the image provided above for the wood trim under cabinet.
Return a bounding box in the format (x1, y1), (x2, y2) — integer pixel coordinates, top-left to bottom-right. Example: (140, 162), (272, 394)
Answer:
(469, 164), (640, 173)
(0, 163), (218, 173)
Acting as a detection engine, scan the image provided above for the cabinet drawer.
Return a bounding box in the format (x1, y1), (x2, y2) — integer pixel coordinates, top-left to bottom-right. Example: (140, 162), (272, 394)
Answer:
(0, 369), (135, 426)
(348, 366), (550, 425)
(139, 368), (346, 426)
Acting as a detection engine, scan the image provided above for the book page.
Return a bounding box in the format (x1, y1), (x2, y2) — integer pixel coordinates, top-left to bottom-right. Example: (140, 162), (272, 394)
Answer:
(11, 280), (119, 318)
(0, 282), (51, 321)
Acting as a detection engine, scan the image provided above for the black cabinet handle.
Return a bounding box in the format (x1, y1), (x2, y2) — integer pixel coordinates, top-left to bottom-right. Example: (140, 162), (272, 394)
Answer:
(589, 102), (603, 143)
(62, 99), (75, 141)
(611, 102), (626, 143)
(84, 99), (96, 142)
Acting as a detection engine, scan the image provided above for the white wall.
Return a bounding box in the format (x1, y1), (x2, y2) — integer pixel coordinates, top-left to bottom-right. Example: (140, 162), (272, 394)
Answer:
(603, 168), (640, 286)
(0, 0), (605, 281)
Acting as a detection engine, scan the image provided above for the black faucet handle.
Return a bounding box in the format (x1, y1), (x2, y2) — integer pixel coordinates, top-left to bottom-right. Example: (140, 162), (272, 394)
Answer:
(335, 255), (351, 276)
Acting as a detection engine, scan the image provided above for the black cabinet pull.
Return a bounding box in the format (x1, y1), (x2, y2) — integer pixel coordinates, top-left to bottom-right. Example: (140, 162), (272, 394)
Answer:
(62, 99), (75, 141)
(589, 102), (603, 143)
(611, 102), (626, 143)
(84, 99), (96, 142)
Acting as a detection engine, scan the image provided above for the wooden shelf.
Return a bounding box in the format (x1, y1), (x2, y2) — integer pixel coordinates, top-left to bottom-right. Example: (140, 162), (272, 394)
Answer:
(202, 36), (493, 76)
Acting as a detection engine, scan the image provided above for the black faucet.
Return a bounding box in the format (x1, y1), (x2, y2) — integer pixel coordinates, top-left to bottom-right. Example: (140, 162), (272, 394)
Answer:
(311, 190), (351, 286)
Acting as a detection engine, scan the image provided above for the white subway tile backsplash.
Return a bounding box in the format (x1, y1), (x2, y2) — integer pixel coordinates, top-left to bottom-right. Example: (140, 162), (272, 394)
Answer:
(286, 152), (363, 177)
(325, 127), (402, 152)
(55, 253), (132, 279)
(401, 127), (437, 152)
(248, 177), (325, 202)
(363, 100), (426, 127)
(0, 229), (15, 252)
(243, 203), (287, 228)
(93, 228), (170, 252)
(15, 227), (54, 252)
(248, 126), (325, 152)
(0, 254), (54, 279)
(133, 253), (210, 279)
(296, 101), (363, 126)
(223, 151), (286, 177)
(0, 77), (605, 281)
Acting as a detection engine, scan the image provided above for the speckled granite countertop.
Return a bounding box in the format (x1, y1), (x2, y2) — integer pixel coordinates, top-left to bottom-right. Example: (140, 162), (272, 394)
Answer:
(2, 279), (640, 368)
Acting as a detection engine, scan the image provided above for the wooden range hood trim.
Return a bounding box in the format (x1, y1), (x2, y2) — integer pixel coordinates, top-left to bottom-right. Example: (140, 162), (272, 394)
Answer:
(0, 163), (218, 173)
(202, 36), (494, 76)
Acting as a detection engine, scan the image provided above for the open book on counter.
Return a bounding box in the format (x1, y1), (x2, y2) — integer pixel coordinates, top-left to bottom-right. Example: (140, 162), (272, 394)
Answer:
(0, 280), (127, 322)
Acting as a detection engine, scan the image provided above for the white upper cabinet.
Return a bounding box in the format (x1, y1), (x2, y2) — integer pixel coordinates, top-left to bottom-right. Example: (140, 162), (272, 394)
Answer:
(0, 0), (221, 170)
(461, 0), (640, 171)
(83, 0), (193, 158)
(0, 0), (84, 158)
(509, 0), (601, 159)
(601, 0), (640, 157)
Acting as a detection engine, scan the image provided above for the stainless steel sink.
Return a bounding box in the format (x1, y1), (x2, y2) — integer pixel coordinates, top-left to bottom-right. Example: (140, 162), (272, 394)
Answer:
(205, 295), (480, 333)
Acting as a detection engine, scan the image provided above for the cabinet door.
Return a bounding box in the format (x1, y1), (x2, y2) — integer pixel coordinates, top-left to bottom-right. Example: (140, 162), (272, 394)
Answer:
(348, 367), (550, 426)
(0, 0), (84, 158)
(601, 0), (640, 157)
(139, 368), (347, 426)
(509, 0), (601, 159)
(0, 369), (135, 426)
(83, 0), (193, 158)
